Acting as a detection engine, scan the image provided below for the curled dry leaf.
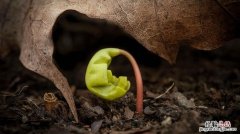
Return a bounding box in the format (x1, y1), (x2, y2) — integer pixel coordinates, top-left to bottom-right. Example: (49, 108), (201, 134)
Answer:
(1, 0), (239, 122)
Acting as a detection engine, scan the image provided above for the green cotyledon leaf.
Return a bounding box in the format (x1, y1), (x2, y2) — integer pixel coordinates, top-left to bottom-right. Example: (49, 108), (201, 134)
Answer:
(85, 48), (130, 101)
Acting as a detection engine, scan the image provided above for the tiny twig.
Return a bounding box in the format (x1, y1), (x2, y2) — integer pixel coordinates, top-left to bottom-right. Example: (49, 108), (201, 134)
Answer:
(155, 82), (175, 100)
(195, 105), (208, 109)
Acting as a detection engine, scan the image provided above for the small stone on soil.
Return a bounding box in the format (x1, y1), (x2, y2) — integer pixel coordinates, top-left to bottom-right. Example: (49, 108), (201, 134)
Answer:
(161, 117), (172, 126)
(144, 106), (156, 115)
(172, 92), (195, 108)
(92, 106), (104, 115)
(124, 106), (134, 120)
(91, 120), (103, 134)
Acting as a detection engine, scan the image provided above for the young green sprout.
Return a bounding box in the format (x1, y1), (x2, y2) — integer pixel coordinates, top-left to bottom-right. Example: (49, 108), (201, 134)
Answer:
(85, 48), (143, 114)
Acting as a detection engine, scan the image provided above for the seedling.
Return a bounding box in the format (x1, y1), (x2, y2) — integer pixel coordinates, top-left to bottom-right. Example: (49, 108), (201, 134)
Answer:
(85, 48), (143, 113)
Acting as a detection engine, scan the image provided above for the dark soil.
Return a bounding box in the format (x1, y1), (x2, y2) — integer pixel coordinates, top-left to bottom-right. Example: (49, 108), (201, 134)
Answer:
(0, 41), (240, 134)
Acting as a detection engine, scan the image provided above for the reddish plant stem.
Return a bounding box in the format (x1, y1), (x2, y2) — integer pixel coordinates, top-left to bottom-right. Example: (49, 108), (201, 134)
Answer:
(120, 50), (143, 114)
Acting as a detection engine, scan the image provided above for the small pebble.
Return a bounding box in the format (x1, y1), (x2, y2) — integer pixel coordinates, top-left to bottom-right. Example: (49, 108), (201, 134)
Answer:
(91, 120), (103, 134)
(144, 106), (156, 115)
(172, 92), (195, 108)
(124, 106), (134, 119)
(92, 106), (104, 115)
(161, 116), (172, 126)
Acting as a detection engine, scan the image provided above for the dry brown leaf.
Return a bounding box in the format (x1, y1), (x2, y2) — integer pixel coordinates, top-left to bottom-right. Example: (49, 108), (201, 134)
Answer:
(1, 0), (239, 122)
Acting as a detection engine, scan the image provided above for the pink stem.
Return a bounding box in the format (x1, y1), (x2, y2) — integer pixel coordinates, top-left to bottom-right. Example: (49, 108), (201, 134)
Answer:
(120, 50), (143, 114)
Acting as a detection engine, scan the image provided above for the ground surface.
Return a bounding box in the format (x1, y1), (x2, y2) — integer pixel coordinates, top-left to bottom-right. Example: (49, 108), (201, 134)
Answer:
(0, 42), (240, 134)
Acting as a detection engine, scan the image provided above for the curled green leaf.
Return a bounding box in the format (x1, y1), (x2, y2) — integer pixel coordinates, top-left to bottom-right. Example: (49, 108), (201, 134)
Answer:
(85, 48), (130, 100)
